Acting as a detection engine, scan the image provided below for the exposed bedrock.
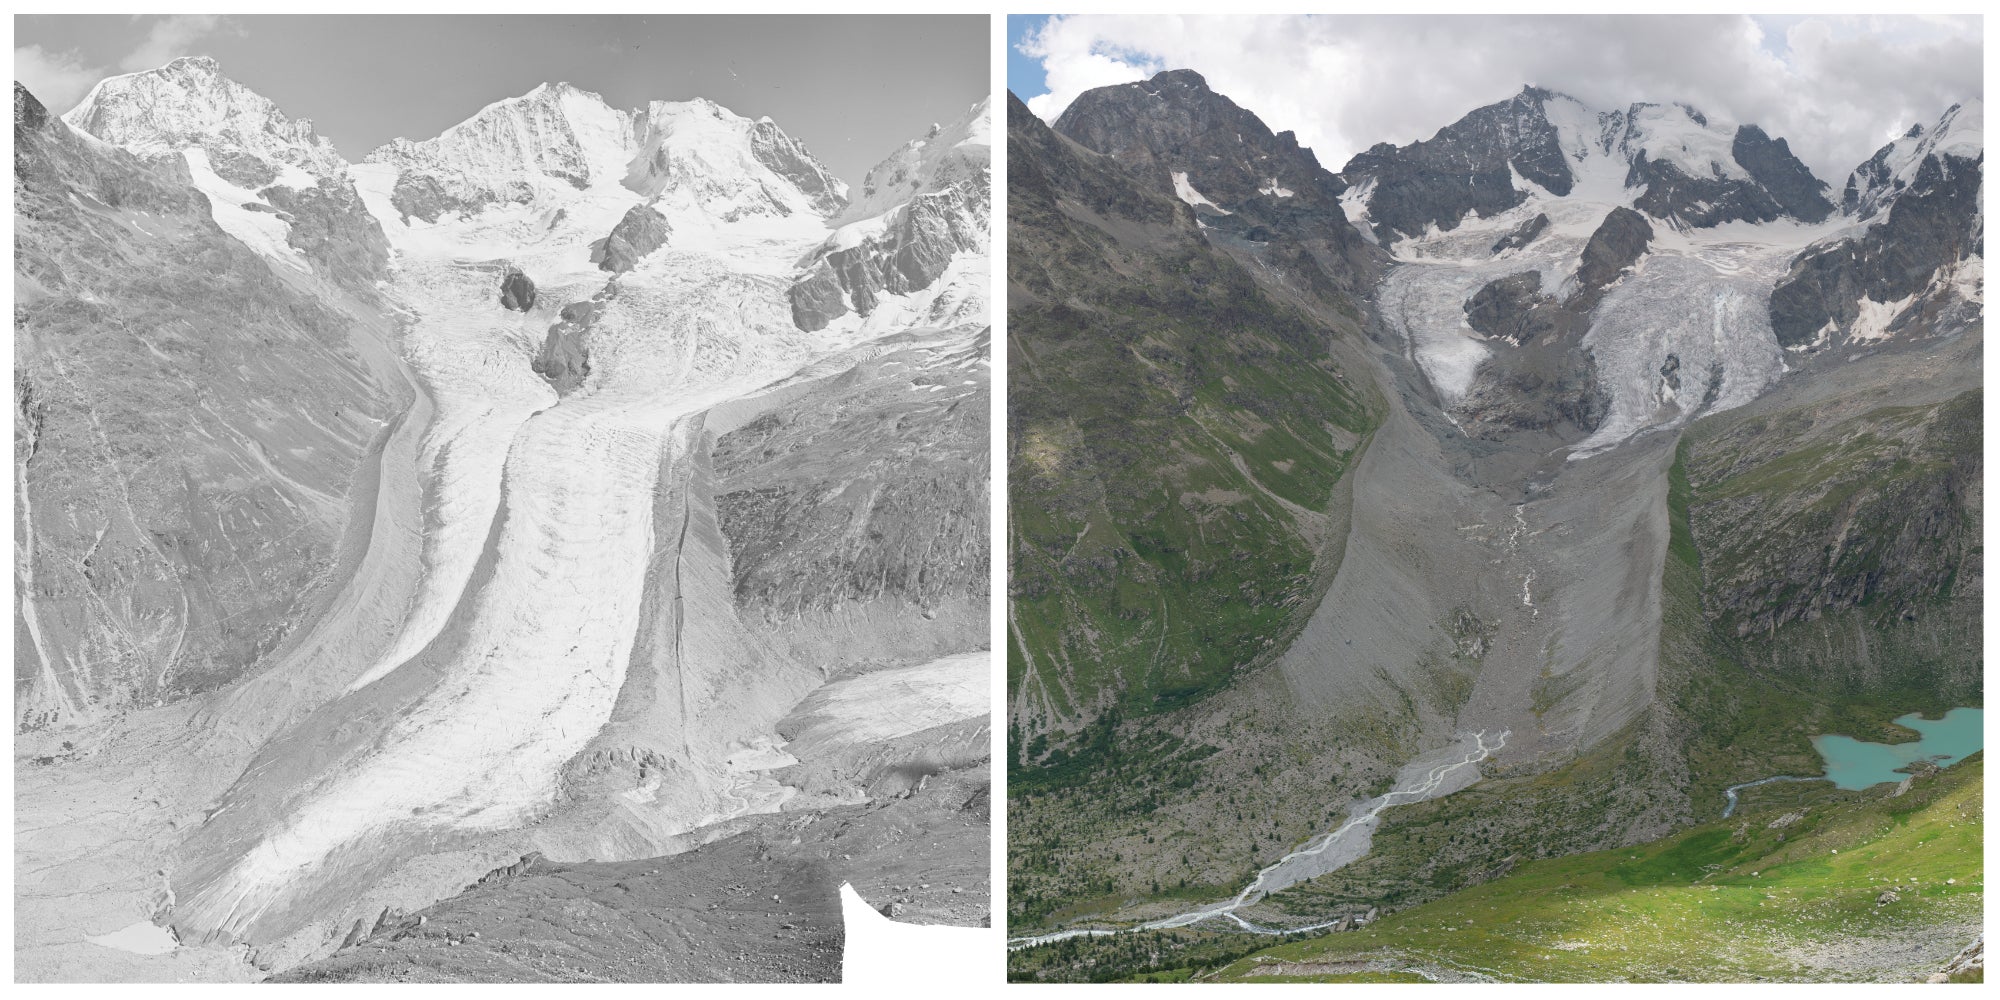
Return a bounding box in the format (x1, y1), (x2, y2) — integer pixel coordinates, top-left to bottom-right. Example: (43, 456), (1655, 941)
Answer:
(1729, 124), (1836, 224)
(259, 179), (391, 293)
(13, 81), (403, 728)
(1338, 86), (1571, 242)
(591, 204), (671, 274)
(389, 170), (535, 224)
(1464, 271), (1569, 346)
(1452, 207), (1649, 439)
(788, 184), (986, 331)
(1769, 150), (1983, 350)
(748, 118), (849, 218)
(499, 268), (537, 311)
(531, 300), (599, 393)
(1490, 212), (1549, 254)
(1572, 206), (1654, 304)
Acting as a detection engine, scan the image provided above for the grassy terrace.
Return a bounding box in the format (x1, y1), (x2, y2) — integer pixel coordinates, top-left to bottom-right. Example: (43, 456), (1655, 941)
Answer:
(1211, 756), (1983, 982)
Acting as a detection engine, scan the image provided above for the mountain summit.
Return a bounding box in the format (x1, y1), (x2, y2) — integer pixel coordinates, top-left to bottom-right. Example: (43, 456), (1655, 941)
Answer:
(1340, 84), (1834, 241)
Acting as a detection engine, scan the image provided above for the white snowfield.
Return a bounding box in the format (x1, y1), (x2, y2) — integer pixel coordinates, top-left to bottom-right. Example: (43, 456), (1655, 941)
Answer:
(180, 148), (311, 274)
(66, 64), (989, 940)
(1172, 170), (1231, 213)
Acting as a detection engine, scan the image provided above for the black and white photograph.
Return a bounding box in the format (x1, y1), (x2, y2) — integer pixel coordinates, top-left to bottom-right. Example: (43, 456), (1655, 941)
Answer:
(14, 13), (991, 983)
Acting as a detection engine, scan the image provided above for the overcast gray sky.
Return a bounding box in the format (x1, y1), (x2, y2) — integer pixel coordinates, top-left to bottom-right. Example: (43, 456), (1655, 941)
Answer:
(15, 14), (988, 187)
(1013, 14), (1983, 184)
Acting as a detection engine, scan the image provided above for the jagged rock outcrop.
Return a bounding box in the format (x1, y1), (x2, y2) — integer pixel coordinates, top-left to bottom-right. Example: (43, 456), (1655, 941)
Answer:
(1843, 102), (1983, 220)
(1491, 212), (1548, 254)
(388, 171), (533, 223)
(1343, 86), (1835, 239)
(1572, 206), (1653, 302)
(1050, 69), (1376, 286)
(1341, 85), (1572, 242)
(1770, 103), (1983, 352)
(1453, 207), (1649, 437)
(1627, 126), (1833, 229)
(500, 268), (537, 311)
(591, 204), (670, 273)
(787, 98), (989, 331)
(260, 179), (391, 292)
(532, 299), (598, 393)
(1465, 271), (1566, 346)
(746, 117), (848, 217)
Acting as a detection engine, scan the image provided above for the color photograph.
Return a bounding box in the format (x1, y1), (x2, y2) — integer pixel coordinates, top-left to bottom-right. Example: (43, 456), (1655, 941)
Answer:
(1005, 12), (1983, 983)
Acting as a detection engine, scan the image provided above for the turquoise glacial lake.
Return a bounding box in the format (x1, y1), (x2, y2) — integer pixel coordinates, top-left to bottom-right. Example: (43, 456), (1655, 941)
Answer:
(1811, 707), (1984, 790)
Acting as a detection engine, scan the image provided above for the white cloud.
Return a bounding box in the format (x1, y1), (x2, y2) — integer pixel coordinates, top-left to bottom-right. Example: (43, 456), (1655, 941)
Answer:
(117, 14), (241, 73)
(14, 15), (247, 116)
(14, 44), (103, 114)
(1015, 14), (1983, 184)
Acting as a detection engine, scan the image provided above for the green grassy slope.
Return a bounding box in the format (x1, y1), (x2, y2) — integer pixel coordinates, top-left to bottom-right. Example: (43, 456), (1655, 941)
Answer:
(1212, 756), (1982, 983)
(1006, 93), (1379, 734)
(1005, 90), (1386, 929)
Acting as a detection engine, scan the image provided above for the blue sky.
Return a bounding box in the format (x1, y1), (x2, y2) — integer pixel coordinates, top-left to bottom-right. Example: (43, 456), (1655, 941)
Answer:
(1007, 15), (1050, 99)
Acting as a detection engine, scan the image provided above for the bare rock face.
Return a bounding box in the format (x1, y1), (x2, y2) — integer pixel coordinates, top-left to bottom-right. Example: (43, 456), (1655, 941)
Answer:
(1051, 68), (1376, 287)
(1573, 206), (1653, 300)
(206, 147), (278, 190)
(260, 180), (391, 293)
(532, 299), (600, 393)
(1340, 85), (1572, 242)
(591, 204), (670, 273)
(788, 187), (986, 331)
(1490, 212), (1549, 254)
(500, 268), (537, 311)
(14, 81), (48, 133)
(748, 118), (848, 218)
(1770, 118), (1982, 351)
(13, 82), (396, 726)
(389, 171), (535, 224)
(1452, 207), (1649, 439)
(1464, 271), (1568, 346)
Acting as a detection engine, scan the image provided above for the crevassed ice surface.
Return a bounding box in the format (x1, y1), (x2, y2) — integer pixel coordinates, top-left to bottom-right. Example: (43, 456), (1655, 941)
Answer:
(1380, 152), (1849, 455)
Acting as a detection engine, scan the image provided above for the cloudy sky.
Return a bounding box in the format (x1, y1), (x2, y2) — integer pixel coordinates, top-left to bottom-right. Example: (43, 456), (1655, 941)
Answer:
(1009, 14), (1983, 184)
(16, 14), (988, 186)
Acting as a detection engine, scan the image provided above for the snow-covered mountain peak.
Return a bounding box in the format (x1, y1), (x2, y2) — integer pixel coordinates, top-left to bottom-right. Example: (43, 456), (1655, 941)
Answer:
(1843, 99), (1985, 220)
(63, 55), (347, 181)
(1345, 85), (1833, 241)
(365, 80), (635, 193)
(835, 96), (990, 227)
(622, 97), (847, 220)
